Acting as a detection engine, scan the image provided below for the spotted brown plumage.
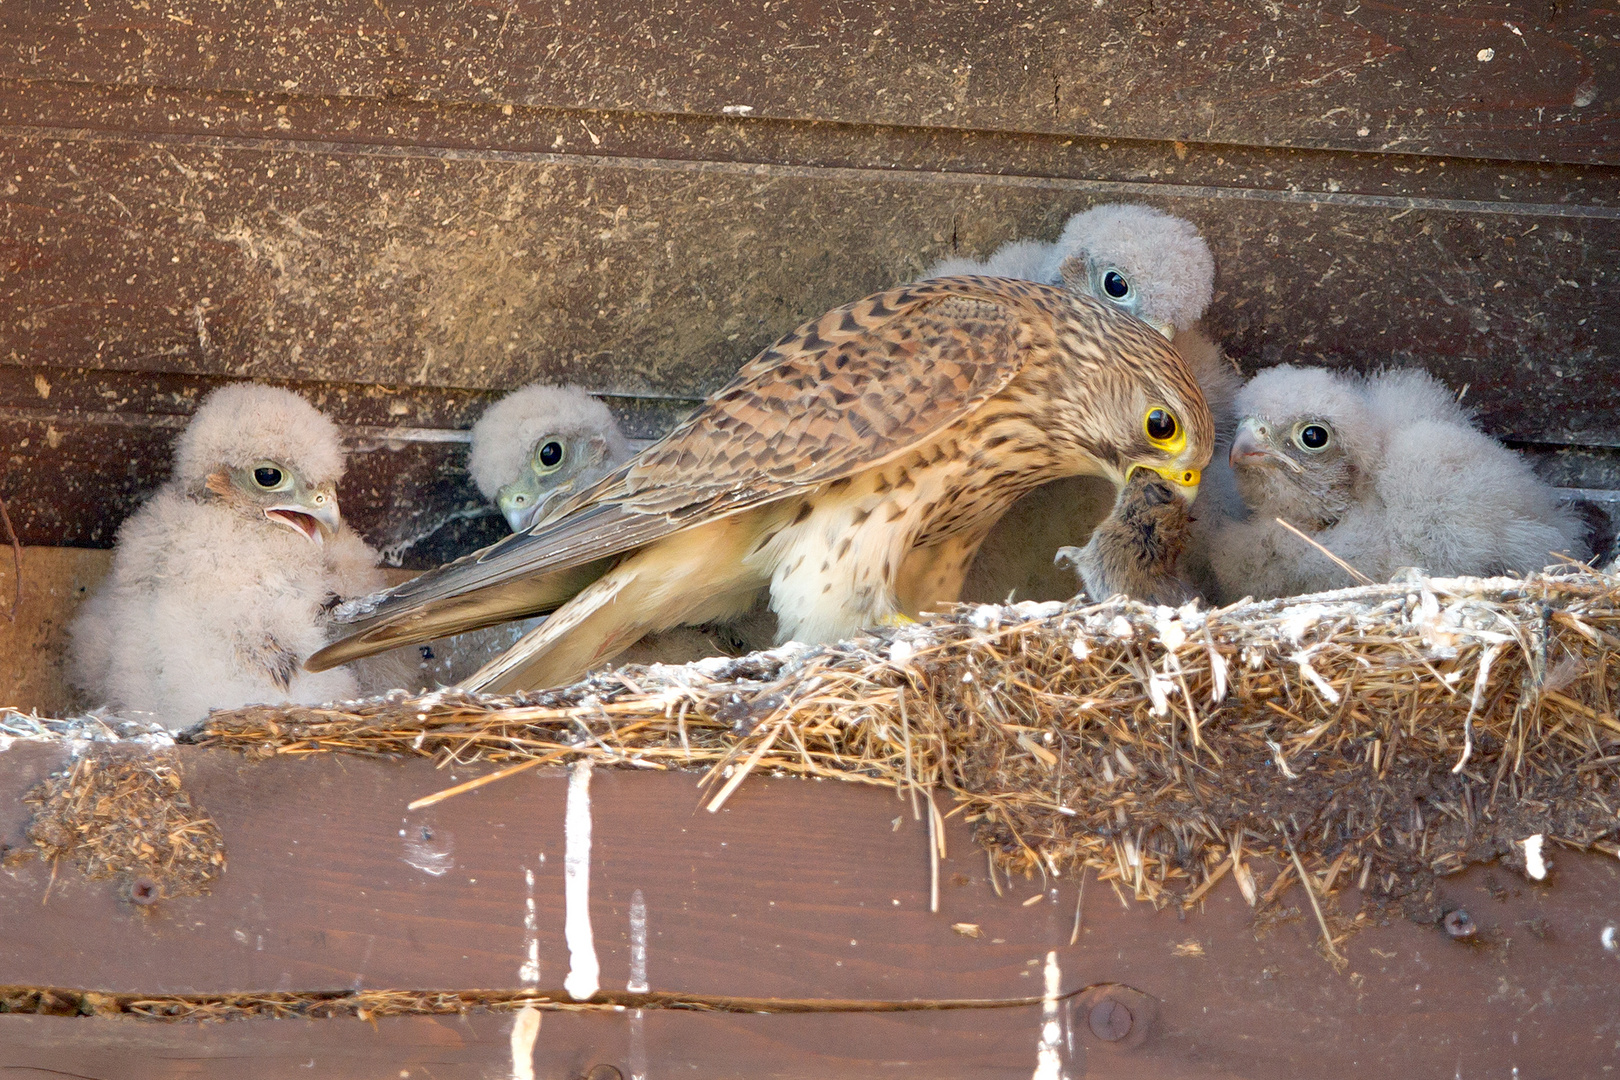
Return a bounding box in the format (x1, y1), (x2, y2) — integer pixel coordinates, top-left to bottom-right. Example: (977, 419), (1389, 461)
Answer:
(307, 276), (1214, 691)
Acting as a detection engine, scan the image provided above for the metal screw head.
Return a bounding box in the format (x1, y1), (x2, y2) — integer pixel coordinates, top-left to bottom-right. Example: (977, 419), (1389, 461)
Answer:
(1443, 909), (1476, 939)
(1089, 998), (1134, 1041)
(128, 876), (160, 906)
(580, 1067), (623, 1080)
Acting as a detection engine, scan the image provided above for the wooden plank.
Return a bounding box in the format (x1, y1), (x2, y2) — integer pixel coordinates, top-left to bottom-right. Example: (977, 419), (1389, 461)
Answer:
(0, 742), (1090, 1003)
(0, 739), (1615, 1080)
(0, 0), (1615, 164)
(0, 1007), (1071, 1080)
(0, 548), (109, 717)
(2, 136), (1615, 433)
(6, 77), (1617, 212)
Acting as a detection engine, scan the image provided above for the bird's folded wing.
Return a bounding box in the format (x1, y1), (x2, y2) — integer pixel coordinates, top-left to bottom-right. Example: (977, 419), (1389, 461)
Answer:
(603, 276), (1048, 516)
(307, 276), (1058, 671)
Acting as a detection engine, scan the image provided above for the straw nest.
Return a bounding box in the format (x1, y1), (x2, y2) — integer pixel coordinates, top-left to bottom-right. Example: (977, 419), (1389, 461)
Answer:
(23, 746), (226, 904)
(194, 568), (1620, 944)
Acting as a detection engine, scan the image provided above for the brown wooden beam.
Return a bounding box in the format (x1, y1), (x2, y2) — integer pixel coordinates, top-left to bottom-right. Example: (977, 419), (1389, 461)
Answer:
(0, 741), (1617, 1076)
(1, 0), (1615, 164)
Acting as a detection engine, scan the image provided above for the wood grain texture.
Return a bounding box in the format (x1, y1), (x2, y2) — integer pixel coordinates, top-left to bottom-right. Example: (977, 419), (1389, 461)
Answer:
(1, 0), (1616, 164)
(2, 24), (1616, 560)
(3, 133), (1616, 424)
(0, 1008), (1072, 1080)
(0, 743), (1616, 1075)
(0, 134), (1611, 434)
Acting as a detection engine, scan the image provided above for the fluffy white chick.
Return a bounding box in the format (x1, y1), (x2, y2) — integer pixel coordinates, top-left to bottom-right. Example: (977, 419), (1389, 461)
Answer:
(930, 204), (1242, 604)
(69, 384), (393, 728)
(468, 383), (631, 534)
(1208, 366), (1589, 602)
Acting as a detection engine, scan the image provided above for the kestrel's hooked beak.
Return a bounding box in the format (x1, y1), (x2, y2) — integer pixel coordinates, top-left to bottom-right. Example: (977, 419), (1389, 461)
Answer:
(1230, 418), (1304, 474)
(265, 482), (341, 545)
(498, 436), (614, 533)
(497, 477), (543, 533)
(1128, 463), (1201, 504)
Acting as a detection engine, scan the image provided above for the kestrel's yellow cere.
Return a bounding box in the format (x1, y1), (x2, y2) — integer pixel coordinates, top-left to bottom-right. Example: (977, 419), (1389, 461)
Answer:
(307, 275), (1214, 691)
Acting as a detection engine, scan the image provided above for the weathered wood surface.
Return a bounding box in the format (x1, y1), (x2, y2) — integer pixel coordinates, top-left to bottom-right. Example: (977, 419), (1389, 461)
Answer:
(2, 0), (1617, 559)
(2, 1), (1616, 164)
(0, 741), (1617, 1076)
(0, 1008), (1061, 1080)
(0, 547), (108, 718)
(3, 134), (1615, 429)
(2, 138), (1615, 560)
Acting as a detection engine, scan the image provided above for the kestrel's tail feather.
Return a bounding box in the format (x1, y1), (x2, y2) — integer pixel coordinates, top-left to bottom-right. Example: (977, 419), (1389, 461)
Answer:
(460, 515), (772, 692)
(305, 559), (611, 671)
(459, 572), (634, 693)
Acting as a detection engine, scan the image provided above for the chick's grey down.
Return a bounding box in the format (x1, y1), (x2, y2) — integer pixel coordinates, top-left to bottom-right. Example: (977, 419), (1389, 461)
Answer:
(1208, 365), (1589, 602)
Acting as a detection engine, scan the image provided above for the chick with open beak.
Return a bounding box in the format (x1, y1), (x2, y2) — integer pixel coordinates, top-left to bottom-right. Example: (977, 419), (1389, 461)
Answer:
(211, 459), (343, 544)
(67, 383), (399, 729)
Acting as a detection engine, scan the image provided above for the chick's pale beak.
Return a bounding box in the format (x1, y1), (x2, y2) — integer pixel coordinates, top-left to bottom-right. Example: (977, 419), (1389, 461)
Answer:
(1129, 463), (1201, 503)
(1143, 316), (1176, 341)
(497, 478), (542, 533)
(265, 483), (341, 545)
(1230, 418), (1303, 473)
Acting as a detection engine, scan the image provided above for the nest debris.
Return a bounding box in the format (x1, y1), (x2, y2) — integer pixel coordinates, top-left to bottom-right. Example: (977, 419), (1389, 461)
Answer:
(0, 986), (673, 1021)
(23, 746), (227, 903)
(193, 569), (1620, 952)
(0, 984), (998, 1020)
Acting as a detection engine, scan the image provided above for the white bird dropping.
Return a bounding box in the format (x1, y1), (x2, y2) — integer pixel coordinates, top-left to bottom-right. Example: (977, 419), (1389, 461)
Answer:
(563, 759), (600, 1000)
(1031, 950), (1065, 1080)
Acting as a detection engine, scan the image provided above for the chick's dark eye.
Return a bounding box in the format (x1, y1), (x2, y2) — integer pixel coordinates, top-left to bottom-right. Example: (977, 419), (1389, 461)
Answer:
(1298, 424), (1330, 450)
(537, 440), (564, 468)
(1145, 408), (1178, 442)
(1102, 270), (1130, 299)
(253, 466), (283, 488)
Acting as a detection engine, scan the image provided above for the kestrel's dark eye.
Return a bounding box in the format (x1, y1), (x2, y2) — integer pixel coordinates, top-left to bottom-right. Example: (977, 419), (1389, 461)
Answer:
(1145, 408), (1178, 443)
(253, 466), (284, 488)
(1298, 424), (1331, 451)
(536, 440), (565, 470)
(1102, 270), (1130, 299)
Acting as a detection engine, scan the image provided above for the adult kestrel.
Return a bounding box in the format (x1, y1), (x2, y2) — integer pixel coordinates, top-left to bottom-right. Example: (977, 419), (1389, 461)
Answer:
(930, 204), (1243, 605)
(308, 275), (1213, 691)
